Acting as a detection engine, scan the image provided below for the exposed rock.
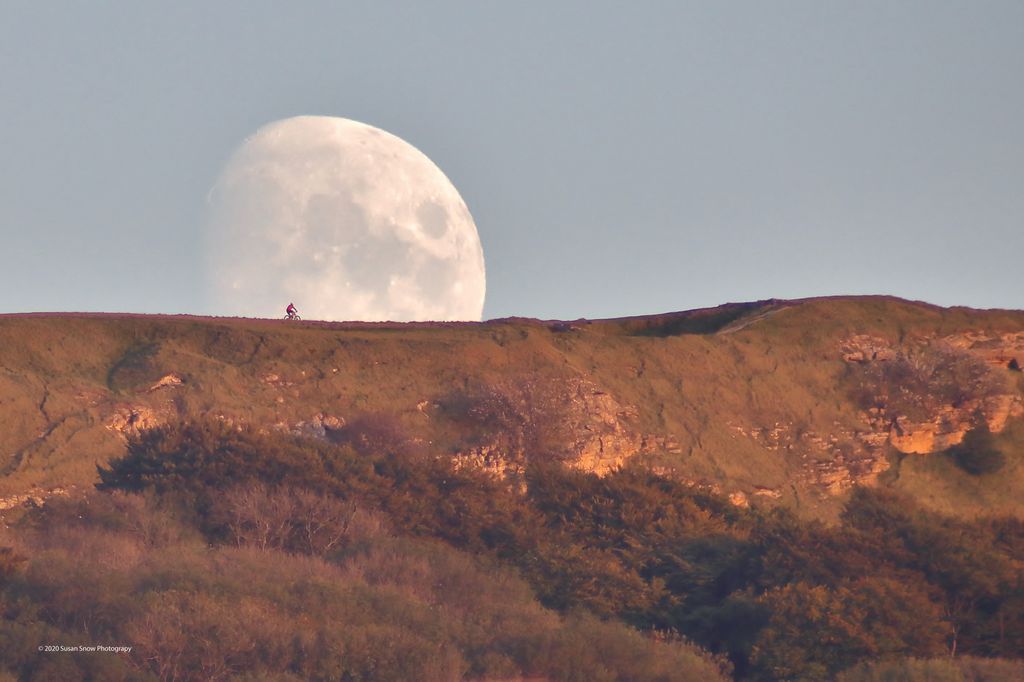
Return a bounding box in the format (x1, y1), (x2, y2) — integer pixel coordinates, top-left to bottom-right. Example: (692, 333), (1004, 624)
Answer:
(149, 373), (184, 391)
(449, 377), (664, 477)
(104, 405), (163, 437)
(944, 331), (1024, 369)
(739, 420), (891, 495)
(452, 444), (524, 480)
(985, 394), (1022, 431)
(753, 486), (782, 499)
(728, 491), (750, 508)
(321, 414), (345, 431)
(290, 413), (346, 440)
(856, 429), (890, 448)
(0, 487), (69, 511)
(564, 382), (646, 475)
(807, 454), (890, 496)
(541, 378), (673, 475)
(841, 335), (897, 363)
(680, 327), (1024, 495)
(842, 333), (1022, 456)
(886, 395), (1023, 455)
(293, 420), (326, 440)
(262, 373), (295, 387)
(889, 412), (969, 455)
(644, 434), (683, 454)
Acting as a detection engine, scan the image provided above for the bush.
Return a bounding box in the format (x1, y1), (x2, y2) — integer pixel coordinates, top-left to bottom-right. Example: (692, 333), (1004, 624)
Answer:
(749, 577), (946, 681)
(0, 547), (27, 584)
(79, 420), (1024, 680)
(1, 494), (729, 682)
(948, 423), (1006, 475)
(331, 411), (422, 458)
(209, 483), (387, 556)
(838, 656), (1024, 682)
(96, 421), (337, 494)
(529, 614), (731, 682)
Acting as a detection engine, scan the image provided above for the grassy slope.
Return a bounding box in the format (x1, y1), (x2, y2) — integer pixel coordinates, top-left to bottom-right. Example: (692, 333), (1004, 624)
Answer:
(1, 296), (1022, 520)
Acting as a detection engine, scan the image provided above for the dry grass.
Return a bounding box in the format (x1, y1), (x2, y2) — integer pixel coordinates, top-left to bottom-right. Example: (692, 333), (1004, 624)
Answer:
(1, 296), (1023, 520)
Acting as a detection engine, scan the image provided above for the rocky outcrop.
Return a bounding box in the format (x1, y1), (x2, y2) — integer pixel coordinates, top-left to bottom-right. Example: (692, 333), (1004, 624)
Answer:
(450, 377), (673, 477)
(728, 491), (750, 508)
(2, 304), (1022, 520)
(148, 373), (184, 391)
(885, 395), (1023, 454)
(452, 444), (524, 480)
(735, 420), (891, 496)
(0, 486), (69, 511)
(842, 334), (1022, 456)
(104, 404), (165, 437)
(562, 381), (649, 475)
(288, 413), (346, 440)
(720, 329), (1024, 496)
(944, 331), (1024, 370)
(841, 335), (897, 363)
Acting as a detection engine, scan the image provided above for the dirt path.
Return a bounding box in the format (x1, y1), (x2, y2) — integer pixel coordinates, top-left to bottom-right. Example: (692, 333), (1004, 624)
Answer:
(716, 304), (789, 335)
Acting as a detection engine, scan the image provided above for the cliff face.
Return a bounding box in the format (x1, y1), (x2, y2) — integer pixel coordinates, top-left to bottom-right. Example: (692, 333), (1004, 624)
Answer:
(1, 297), (1022, 519)
(842, 332), (1023, 456)
(449, 377), (675, 478)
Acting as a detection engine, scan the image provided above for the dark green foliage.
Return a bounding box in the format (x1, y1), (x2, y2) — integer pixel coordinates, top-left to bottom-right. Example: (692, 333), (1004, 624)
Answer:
(750, 578), (947, 680)
(949, 423), (1006, 475)
(10, 420), (1017, 680)
(0, 489), (726, 682)
(106, 342), (161, 393)
(97, 420), (337, 494)
(331, 410), (422, 457)
(628, 301), (772, 336)
(0, 547), (27, 584)
(838, 656), (1024, 682)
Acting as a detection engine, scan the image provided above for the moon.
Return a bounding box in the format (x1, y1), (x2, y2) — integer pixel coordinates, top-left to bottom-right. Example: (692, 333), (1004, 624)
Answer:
(203, 116), (485, 321)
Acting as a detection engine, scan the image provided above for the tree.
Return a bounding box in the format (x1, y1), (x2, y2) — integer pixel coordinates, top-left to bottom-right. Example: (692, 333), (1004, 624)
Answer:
(750, 578), (946, 681)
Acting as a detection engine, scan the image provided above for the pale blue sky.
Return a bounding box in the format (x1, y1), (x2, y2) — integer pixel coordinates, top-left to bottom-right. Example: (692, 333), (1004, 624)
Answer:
(2, 2), (1022, 319)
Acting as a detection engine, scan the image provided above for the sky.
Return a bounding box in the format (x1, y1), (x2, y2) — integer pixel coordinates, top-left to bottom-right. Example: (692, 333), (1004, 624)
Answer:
(2, 1), (1022, 320)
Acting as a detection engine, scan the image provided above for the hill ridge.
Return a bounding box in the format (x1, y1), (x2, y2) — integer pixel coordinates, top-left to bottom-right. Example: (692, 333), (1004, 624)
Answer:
(1, 295), (1022, 520)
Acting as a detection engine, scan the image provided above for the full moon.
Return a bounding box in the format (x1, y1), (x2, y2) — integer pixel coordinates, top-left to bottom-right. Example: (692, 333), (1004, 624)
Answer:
(203, 116), (485, 321)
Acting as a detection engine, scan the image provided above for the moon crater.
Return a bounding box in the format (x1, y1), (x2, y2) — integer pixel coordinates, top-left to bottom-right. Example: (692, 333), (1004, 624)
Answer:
(204, 116), (485, 321)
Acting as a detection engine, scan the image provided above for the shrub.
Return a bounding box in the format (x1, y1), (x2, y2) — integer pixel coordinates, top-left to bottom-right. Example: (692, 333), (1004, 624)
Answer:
(210, 483), (387, 556)
(97, 420), (336, 494)
(77, 419), (1024, 680)
(948, 423), (1006, 475)
(749, 577), (946, 681)
(0, 547), (27, 584)
(34, 490), (198, 549)
(838, 656), (1024, 682)
(331, 411), (422, 458)
(530, 614), (731, 682)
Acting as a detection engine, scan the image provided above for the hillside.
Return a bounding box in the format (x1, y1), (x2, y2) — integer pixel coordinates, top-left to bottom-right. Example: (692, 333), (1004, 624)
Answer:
(3, 295), (1024, 681)
(2, 295), (1023, 519)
